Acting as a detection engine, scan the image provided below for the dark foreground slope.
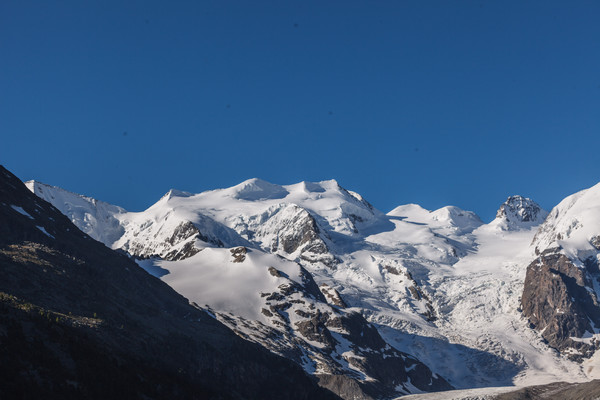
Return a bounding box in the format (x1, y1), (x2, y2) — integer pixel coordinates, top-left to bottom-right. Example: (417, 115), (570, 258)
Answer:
(0, 166), (339, 400)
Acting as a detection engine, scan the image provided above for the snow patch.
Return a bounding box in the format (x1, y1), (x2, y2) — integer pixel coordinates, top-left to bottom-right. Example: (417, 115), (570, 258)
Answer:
(10, 205), (34, 219)
(36, 225), (54, 239)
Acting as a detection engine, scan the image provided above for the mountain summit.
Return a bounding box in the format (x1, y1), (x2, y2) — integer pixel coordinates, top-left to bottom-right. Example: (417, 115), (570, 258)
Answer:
(492, 195), (548, 230)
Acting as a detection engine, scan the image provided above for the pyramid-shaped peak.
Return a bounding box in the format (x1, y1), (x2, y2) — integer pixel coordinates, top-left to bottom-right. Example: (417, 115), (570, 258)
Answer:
(496, 195), (547, 225)
(159, 188), (193, 202)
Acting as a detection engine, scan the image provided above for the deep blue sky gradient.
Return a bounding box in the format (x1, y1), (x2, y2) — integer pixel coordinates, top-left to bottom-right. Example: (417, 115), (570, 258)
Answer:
(2, 1), (599, 221)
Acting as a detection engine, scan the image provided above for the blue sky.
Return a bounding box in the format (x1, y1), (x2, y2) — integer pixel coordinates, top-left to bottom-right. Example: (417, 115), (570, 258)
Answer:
(2, 1), (599, 221)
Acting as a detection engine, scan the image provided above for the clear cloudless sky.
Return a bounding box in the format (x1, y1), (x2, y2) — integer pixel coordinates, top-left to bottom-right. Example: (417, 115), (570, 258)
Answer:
(1, 0), (599, 221)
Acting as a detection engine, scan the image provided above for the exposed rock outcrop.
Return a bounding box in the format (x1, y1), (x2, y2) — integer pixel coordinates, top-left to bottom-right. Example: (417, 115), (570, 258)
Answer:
(125, 220), (205, 260)
(320, 284), (347, 308)
(234, 203), (337, 267)
(118, 216), (234, 261)
(228, 259), (452, 399)
(230, 246), (247, 263)
(493, 195), (548, 230)
(521, 248), (600, 360)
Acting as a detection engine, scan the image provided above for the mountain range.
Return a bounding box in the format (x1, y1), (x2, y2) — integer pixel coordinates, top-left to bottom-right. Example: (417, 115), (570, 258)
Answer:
(0, 166), (340, 400)
(5, 165), (600, 399)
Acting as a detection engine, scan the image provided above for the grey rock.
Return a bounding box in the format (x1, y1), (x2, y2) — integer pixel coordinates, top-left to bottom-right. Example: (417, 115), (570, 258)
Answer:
(521, 248), (600, 360)
(495, 195), (548, 231)
(230, 246), (247, 263)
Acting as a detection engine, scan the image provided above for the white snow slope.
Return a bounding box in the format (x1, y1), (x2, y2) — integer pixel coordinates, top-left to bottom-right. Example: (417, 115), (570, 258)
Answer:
(26, 178), (600, 396)
(25, 181), (126, 245)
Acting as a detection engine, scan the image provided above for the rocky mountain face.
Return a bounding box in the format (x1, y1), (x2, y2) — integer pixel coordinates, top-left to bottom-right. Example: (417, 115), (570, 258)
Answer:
(491, 195), (548, 230)
(25, 174), (600, 396)
(234, 202), (336, 266)
(207, 248), (451, 399)
(0, 166), (339, 400)
(521, 248), (600, 360)
(520, 184), (600, 361)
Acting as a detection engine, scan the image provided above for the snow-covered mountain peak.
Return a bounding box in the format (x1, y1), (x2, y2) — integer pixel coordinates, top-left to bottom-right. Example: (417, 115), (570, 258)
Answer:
(227, 178), (289, 201)
(430, 205), (483, 234)
(387, 204), (482, 235)
(26, 180), (92, 204)
(285, 179), (356, 199)
(303, 178), (340, 190)
(290, 179), (359, 198)
(387, 203), (430, 220)
(159, 188), (194, 202)
(24, 180), (126, 244)
(49, 176), (388, 263)
(269, 179), (383, 238)
(345, 188), (367, 203)
(532, 183), (600, 257)
(296, 180), (327, 193)
(176, 178), (383, 241)
(490, 195), (548, 231)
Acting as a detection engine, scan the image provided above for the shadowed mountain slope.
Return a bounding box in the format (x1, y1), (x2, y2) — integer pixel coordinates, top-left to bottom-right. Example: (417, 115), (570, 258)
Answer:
(0, 165), (339, 400)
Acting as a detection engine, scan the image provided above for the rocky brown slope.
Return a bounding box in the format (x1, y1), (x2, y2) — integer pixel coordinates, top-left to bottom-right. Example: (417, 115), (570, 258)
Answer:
(0, 165), (339, 400)
(521, 248), (600, 360)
